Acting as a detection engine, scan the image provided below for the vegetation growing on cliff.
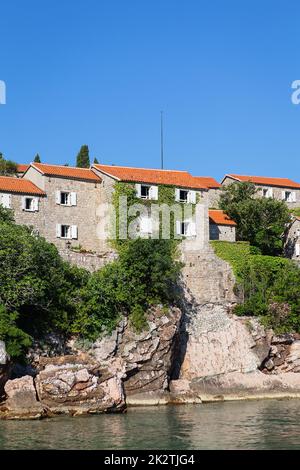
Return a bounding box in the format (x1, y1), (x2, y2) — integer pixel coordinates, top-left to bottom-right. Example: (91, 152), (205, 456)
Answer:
(0, 208), (181, 357)
(211, 240), (300, 333)
(0, 153), (17, 176)
(219, 182), (290, 256)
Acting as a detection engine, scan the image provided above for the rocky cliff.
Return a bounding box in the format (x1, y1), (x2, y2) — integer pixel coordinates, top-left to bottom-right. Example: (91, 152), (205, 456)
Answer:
(2, 246), (300, 418)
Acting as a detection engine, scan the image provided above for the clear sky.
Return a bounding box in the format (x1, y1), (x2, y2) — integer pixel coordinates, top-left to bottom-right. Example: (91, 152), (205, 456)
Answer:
(1, 0), (300, 181)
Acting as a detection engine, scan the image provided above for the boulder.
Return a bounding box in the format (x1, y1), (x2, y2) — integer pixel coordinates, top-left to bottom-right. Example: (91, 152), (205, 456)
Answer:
(0, 375), (45, 419)
(35, 354), (125, 415)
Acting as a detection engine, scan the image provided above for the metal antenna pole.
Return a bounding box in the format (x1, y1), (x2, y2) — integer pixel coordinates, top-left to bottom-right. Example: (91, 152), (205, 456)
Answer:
(161, 111), (164, 169)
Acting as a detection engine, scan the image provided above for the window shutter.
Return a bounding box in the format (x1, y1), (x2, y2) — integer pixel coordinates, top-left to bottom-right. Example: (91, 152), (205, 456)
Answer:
(292, 192), (296, 202)
(34, 197), (39, 211)
(296, 244), (300, 256)
(135, 184), (141, 198)
(176, 220), (182, 235)
(282, 191), (286, 200)
(1, 193), (11, 208)
(175, 188), (180, 202)
(56, 224), (61, 238)
(150, 186), (158, 200)
(188, 190), (196, 204)
(21, 196), (26, 210)
(56, 191), (61, 204)
(71, 225), (78, 239)
(70, 192), (77, 206)
(269, 188), (273, 198)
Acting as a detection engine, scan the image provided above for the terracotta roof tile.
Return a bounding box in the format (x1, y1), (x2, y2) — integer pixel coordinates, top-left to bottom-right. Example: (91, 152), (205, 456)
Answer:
(93, 164), (207, 190)
(225, 174), (300, 189)
(17, 164), (30, 173)
(209, 210), (236, 226)
(194, 176), (221, 188)
(0, 176), (45, 195)
(31, 163), (101, 182)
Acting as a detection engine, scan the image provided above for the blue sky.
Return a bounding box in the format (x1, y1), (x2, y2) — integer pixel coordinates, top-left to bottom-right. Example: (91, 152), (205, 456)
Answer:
(1, 0), (300, 181)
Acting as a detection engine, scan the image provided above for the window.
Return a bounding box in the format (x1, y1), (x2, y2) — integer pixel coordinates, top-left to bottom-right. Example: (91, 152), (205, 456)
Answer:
(60, 192), (70, 205)
(22, 196), (38, 212)
(282, 191), (296, 203)
(175, 188), (196, 204)
(56, 191), (77, 206)
(179, 190), (188, 202)
(56, 224), (78, 239)
(262, 188), (273, 198)
(176, 220), (196, 237)
(61, 225), (71, 239)
(141, 185), (150, 199)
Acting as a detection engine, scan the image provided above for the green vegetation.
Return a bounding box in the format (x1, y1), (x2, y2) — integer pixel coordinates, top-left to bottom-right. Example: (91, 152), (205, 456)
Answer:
(93, 157), (99, 164)
(34, 153), (41, 163)
(290, 208), (300, 218)
(219, 181), (291, 255)
(0, 208), (181, 357)
(76, 145), (90, 168)
(0, 152), (17, 176)
(211, 241), (300, 333)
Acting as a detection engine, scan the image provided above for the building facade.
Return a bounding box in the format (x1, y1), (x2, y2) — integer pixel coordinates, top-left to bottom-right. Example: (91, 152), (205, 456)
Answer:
(222, 174), (300, 209)
(285, 217), (300, 262)
(209, 209), (236, 242)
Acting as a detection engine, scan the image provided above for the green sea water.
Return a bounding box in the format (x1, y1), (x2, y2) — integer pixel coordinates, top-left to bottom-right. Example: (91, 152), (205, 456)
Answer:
(1, 399), (300, 450)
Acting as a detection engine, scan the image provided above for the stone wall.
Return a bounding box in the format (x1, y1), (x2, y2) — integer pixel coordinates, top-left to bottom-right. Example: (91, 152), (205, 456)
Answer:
(285, 218), (300, 261)
(209, 223), (236, 242)
(59, 249), (117, 272)
(207, 188), (220, 208)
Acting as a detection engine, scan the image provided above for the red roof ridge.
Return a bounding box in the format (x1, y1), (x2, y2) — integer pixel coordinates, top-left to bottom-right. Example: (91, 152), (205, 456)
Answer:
(32, 162), (94, 171)
(93, 163), (188, 173)
(209, 209), (236, 226)
(0, 175), (45, 195)
(28, 163), (101, 182)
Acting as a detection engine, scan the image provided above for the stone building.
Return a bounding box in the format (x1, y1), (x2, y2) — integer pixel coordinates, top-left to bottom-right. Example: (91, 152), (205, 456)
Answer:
(193, 176), (221, 208)
(222, 174), (300, 209)
(285, 217), (300, 262)
(0, 175), (46, 228)
(22, 163), (106, 252)
(209, 209), (236, 242)
(91, 163), (210, 244)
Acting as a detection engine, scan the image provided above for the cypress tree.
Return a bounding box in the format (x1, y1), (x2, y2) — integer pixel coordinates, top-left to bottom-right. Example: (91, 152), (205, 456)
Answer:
(76, 145), (90, 168)
(93, 157), (99, 164)
(34, 153), (41, 163)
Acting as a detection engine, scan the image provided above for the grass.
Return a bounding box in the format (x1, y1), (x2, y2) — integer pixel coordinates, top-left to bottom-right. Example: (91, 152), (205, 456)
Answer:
(210, 241), (252, 280)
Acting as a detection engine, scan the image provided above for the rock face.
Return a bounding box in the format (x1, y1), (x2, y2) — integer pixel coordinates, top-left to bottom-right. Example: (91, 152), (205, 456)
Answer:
(88, 306), (182, 403)
(0, 341), (10, 398)
(0, 375), (44, 419)
(35, 354), (125, 415)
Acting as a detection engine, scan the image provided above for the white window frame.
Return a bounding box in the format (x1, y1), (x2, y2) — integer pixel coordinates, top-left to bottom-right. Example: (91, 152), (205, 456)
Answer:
(262, 187), (273, 198)
(56, 190), (77, 206)
(282, 190), (296, 203)
(136, 183), (158, 201)
(22, 196), (39, 212)
(56, 224), (78, 239)
(176, 219), (196, 237)
(175, 188), (196, 204)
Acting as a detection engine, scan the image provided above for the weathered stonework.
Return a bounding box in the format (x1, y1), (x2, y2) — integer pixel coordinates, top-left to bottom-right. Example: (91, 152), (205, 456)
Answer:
(209, 223), (236, 242)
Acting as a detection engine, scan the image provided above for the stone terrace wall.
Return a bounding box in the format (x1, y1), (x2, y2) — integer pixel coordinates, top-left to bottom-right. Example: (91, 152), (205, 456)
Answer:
(59, 249), (117, 272)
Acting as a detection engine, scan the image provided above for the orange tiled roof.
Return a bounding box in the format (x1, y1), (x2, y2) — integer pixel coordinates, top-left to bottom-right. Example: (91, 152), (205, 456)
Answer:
(93, 164), (207, 190)
(0, 176), (45, 195)
(194, 176), (221, 188)
(225, 174), (300, 189)
(17, 164), (30, 173)
(209, 210), (236, 226)
(31, 163), (101, 182)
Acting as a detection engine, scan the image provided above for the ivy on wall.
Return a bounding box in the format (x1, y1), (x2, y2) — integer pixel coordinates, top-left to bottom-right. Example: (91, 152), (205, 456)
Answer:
(111, 181), (203, 248)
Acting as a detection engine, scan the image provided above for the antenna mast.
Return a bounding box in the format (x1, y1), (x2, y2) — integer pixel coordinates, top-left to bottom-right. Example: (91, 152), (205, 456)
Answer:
(160, 111), (164, 169)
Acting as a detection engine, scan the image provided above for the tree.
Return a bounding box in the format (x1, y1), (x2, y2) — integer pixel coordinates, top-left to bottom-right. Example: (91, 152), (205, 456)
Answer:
(219, 182), (291, 255)
(76, 145), (90, 168)
(93, 157), (99, 164)
(34, 153), (41, 163)
(0, 153), (17, 176)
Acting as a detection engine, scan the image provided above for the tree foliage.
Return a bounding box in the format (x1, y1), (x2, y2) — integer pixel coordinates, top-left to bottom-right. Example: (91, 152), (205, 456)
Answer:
(219, 182), (291, 255)
(76, 145), (90, 168)
(34, 153), (41, 163)
(0, 153), (17, 176)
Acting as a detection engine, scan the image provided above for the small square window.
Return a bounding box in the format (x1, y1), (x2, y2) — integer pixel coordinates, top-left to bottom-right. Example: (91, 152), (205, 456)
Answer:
(25, 198), (34, 211)
(61, 225), (71, 239)
(179, 190), (188, 202)
(180, 222), (188, 235)
(141, 185), (150, 199)
(60, 192), (70, 205)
